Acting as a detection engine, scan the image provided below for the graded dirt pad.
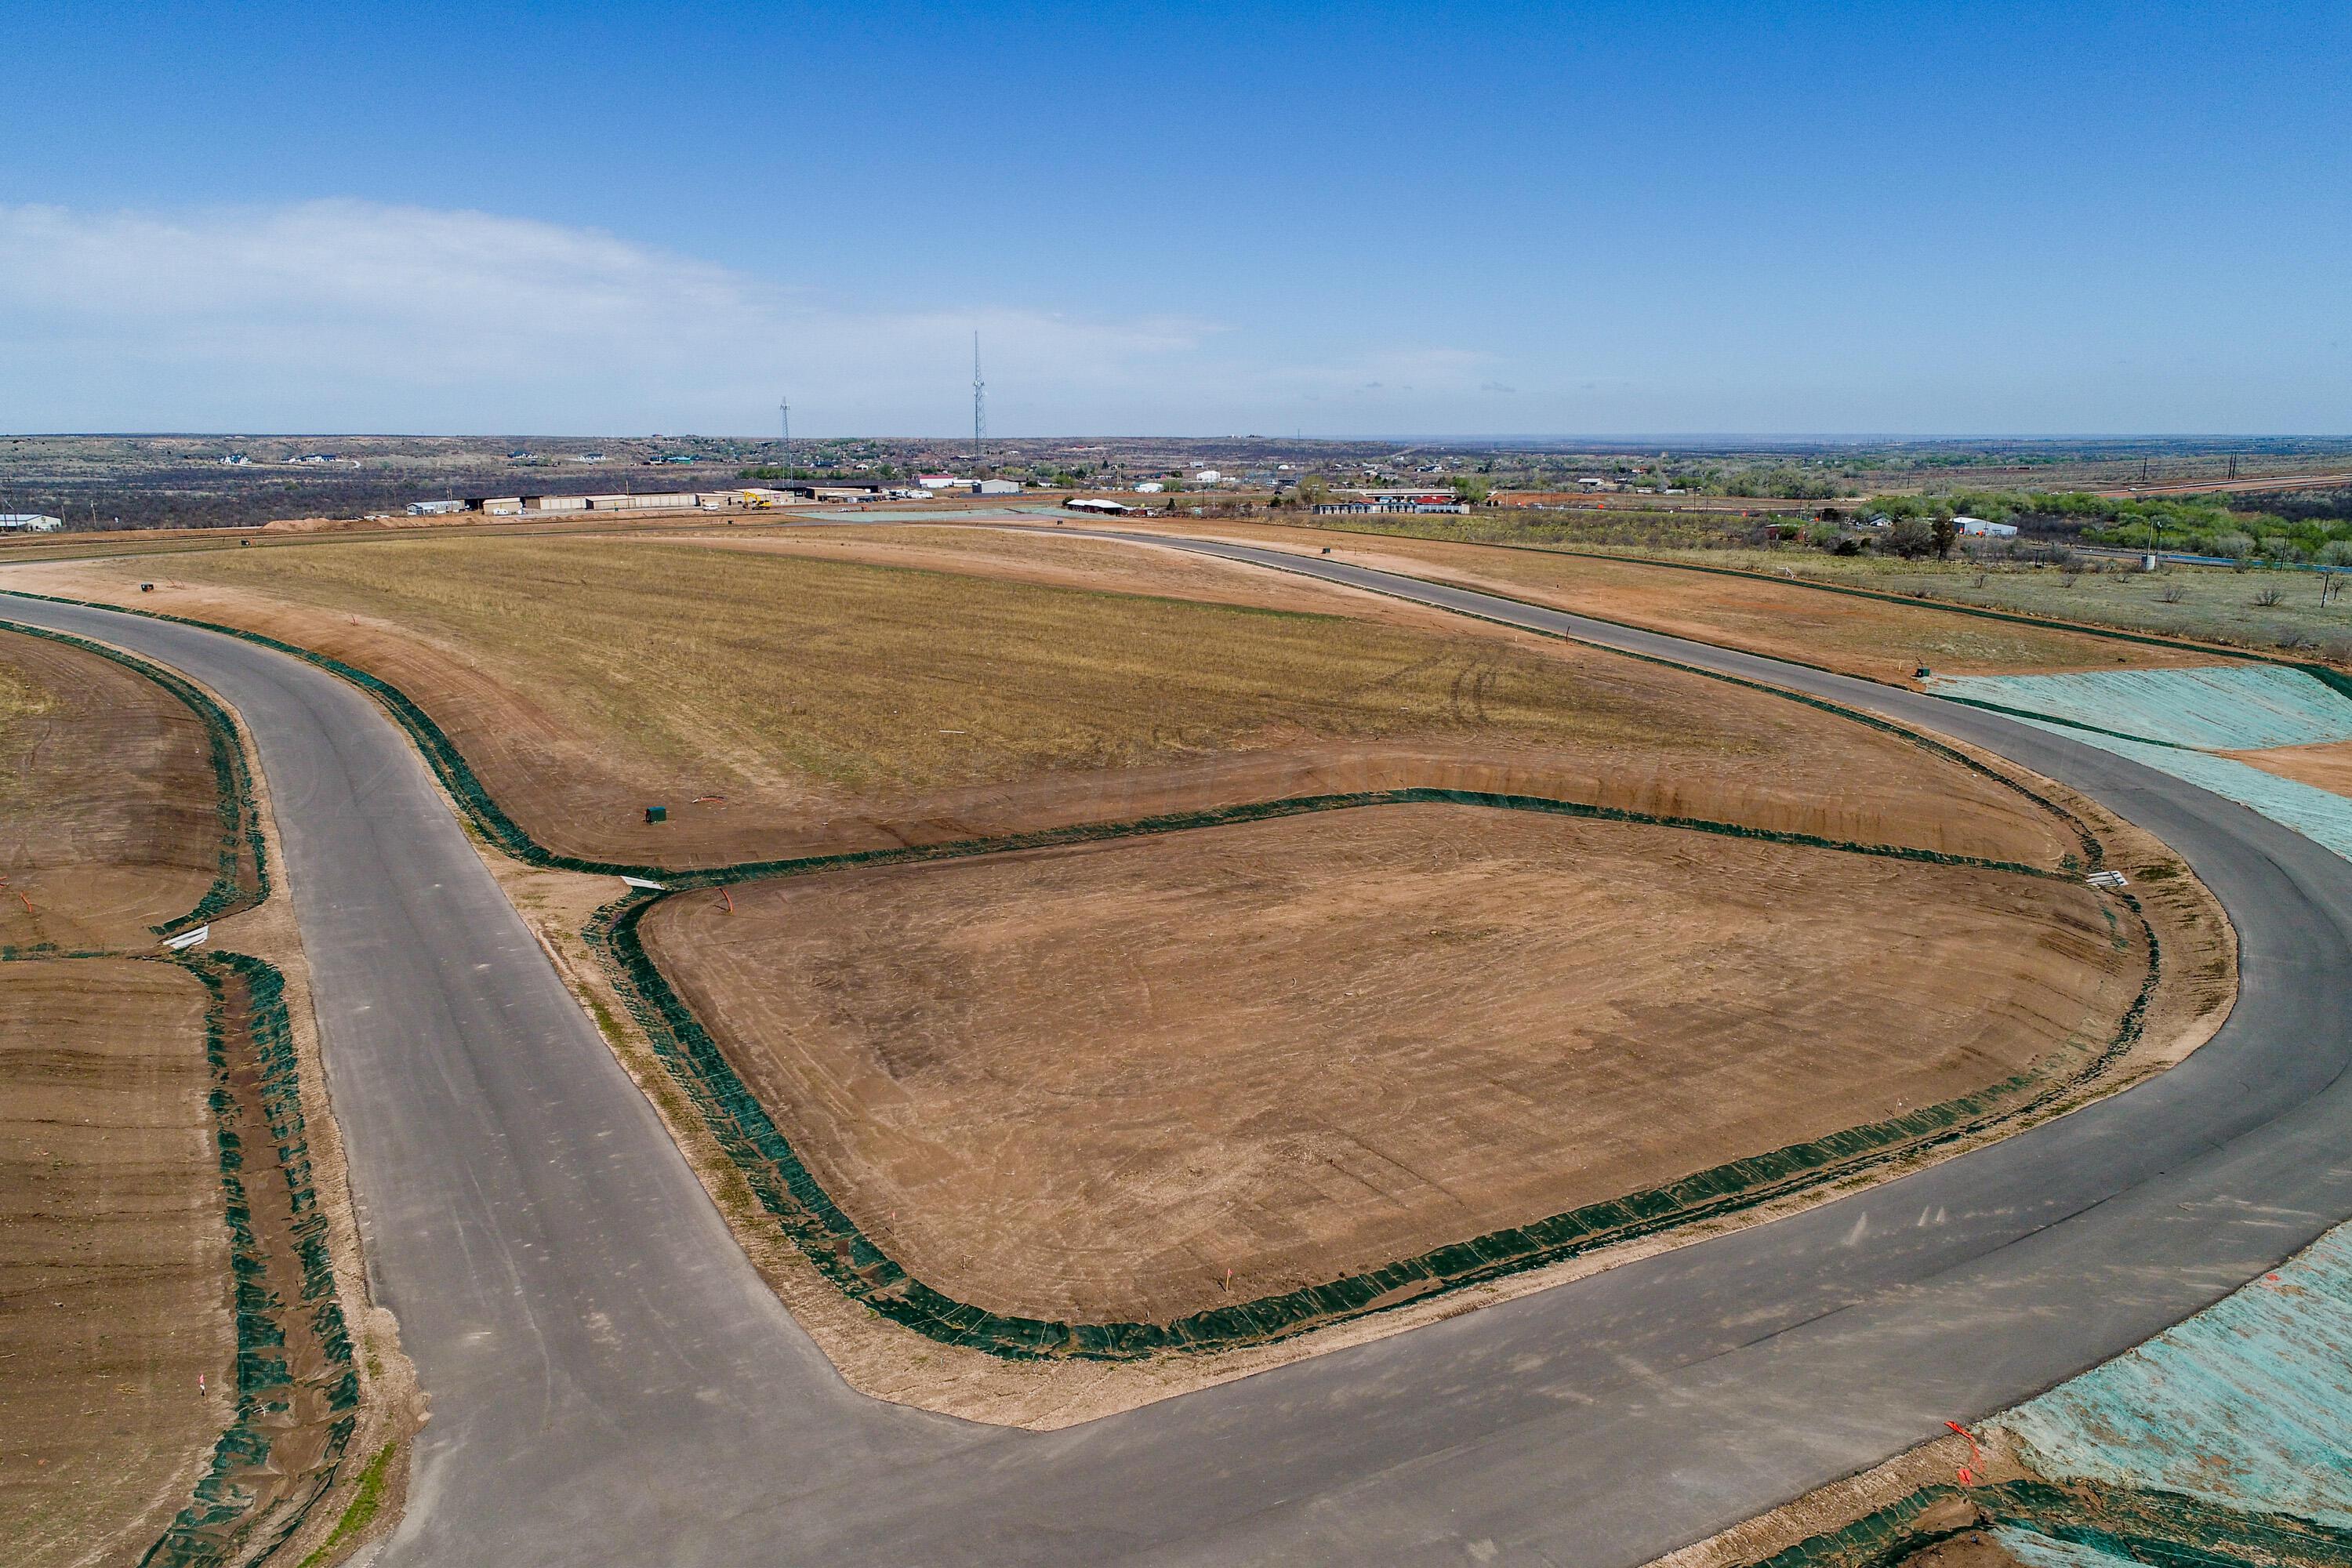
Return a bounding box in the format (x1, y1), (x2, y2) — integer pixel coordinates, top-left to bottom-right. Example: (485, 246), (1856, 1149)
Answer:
(1114, 519), (2214, 682)
(2226, 737), (2352, 798)
(0, 626), (223, 949)
(0, 959), (226, 1568)
(641, 803), (2143, 1327)
(15, 537), (2082, 870)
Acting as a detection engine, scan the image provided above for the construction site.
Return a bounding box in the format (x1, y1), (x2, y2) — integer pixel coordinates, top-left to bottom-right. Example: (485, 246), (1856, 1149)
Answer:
(5, 495), (2350, 1566)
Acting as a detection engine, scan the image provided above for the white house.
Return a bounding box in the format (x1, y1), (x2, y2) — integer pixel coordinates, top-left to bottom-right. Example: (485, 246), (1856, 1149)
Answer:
(1953, 515), (2019, 538)
(1065, 497), (1137, 515)
(1194, 469), (1224, 484)
(916, 474), (960, 488)
(974, 478), (1021, 495)
(0, 514), (63, 532)
(1134, 481), (1165, 494)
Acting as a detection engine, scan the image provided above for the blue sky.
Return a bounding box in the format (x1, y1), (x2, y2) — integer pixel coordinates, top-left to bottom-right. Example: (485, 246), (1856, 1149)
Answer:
(3, 1), (2346, 436)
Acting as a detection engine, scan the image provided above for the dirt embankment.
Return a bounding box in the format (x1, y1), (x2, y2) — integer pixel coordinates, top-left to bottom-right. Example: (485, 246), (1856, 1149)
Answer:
(2226, 736), (2352, 799)
(13, 539), (2084, 872)
(644, 803), (2147, 1327)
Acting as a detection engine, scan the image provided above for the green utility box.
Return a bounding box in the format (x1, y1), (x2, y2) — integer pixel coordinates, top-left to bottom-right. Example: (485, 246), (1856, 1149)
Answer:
(644, 805), (667, 823)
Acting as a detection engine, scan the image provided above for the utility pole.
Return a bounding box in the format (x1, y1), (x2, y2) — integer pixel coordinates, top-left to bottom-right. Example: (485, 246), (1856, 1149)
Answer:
(972, 332), (986, 470)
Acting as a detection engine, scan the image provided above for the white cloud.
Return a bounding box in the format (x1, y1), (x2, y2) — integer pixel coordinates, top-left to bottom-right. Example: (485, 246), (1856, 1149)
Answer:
(0, 201), (1259, 433)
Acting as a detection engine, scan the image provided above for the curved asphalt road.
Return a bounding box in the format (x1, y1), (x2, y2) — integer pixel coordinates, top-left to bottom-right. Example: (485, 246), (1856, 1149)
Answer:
(5, 543), (2350, 1568)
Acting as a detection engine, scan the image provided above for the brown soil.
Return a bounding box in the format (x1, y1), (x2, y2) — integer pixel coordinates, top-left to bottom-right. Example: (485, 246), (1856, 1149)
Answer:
(642, 803), (2143, 1326)
(0, 626), (223, 949)
(1900, 1533), (2029, 1567)
(0, 959), (227, 1568)
(12, 547), (2082, 873)
(1109, 519), (2216, 682)
(2225, 737), (2352, 798)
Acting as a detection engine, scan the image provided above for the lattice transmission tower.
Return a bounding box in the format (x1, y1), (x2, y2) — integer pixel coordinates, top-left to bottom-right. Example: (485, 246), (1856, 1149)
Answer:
(972, 332), (986, 467)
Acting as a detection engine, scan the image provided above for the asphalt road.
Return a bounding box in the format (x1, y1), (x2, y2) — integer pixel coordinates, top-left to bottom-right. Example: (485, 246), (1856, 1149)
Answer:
(6, 544), (2350, 1568)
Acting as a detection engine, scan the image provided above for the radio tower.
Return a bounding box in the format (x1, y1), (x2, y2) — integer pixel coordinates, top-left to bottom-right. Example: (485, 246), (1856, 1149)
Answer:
(778, 394), (791, 467)
(971, 332), (987, 469)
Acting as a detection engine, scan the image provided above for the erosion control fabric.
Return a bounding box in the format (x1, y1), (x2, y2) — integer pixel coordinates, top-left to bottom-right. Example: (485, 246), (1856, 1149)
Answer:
(1752, 1479), (2352, 1568)
(591, 792), (2161, 1362)
(140, 949), (358, 1568)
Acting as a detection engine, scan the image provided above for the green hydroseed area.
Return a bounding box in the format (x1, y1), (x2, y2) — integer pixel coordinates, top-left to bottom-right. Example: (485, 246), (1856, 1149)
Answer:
(1753, 1479), (2352, 1568)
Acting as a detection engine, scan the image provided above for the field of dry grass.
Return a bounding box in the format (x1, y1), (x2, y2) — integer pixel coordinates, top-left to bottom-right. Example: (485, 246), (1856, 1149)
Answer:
(16, 535), (2087, 869)
(36, 534), (1705, 789)
(644, 803), (2146, 1326)
(1115, 519), (2219, 682)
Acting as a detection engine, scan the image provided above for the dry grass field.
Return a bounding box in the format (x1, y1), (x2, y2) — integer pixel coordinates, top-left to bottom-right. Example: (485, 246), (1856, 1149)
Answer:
(644, 803), (2144, 1325)
(17, 535), (2085, 869)
(1115, 520), (2217, 682)
(0, 628), (224, 950)
(0, 961), (226, 1566)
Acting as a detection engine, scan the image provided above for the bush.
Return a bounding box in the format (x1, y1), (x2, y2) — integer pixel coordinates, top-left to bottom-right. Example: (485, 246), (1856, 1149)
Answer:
(1882, 516), (1938, 557)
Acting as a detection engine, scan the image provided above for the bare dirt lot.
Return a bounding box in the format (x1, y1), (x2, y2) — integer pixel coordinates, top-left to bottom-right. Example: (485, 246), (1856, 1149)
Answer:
(11, 537), (2087, 870)
(1112, 519), (2218, 683)
(0, 626), (224, 949)
(2227, 737), (2352, 798)
(642, 803), (2144, 1327)
(0, 958), (227, 1568)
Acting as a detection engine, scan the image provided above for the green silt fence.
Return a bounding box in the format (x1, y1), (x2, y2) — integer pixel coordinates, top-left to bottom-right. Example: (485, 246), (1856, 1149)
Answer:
(589, 793), (2160, 1363)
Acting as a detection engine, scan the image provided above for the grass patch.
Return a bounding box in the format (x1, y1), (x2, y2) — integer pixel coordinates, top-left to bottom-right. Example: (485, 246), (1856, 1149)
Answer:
(114, 535), (1726, 797)
(297, 1442), (396, 1568)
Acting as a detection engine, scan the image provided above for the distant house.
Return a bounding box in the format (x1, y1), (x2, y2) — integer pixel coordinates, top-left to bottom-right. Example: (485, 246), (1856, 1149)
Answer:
(974, 478), (1021, 495)
(1134, 481), (1165, 494)
(1194, 469), (1224, 484)
(1064, 497), (1137, 515)
(219, 453), (251, 466)
(1953, 515), (2019, 538)
(916, 474), (960, 488)
(407, 500), (466, 516)
(0, 514), (64, 532)
(466, 496), (524, 515)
